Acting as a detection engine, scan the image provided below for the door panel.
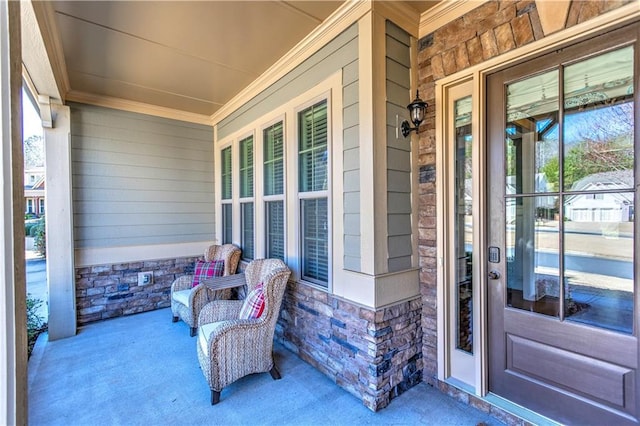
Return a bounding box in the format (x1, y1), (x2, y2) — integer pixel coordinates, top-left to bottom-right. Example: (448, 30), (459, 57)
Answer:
(506, 334), (632, 408)
(487, 23), (639, 425)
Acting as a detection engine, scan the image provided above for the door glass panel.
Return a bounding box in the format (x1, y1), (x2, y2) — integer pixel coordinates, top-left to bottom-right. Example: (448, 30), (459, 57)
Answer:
(502, 45), (635, 332)
(563, 46), (634, 191)
(454, 96), (473, 354)
(506, 196), (560, 317)
(564, 195), (634, 334)
(506, 70), (560, 194)
(562, 46), (635, 334)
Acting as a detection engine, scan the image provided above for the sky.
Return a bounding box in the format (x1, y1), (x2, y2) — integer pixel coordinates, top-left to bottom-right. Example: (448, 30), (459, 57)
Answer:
(22, 88), (42, 140)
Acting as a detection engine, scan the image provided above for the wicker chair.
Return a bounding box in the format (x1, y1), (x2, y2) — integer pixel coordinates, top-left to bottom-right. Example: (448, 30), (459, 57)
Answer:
(170, 244), (241, 336)
(196, 258), (291, 405)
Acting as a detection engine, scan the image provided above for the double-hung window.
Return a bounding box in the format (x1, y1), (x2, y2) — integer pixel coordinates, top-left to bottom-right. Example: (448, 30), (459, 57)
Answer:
(220, 146), (233, 244)
(298, 100), (329, 286)
(239, 135), (254, 260)
(264, 121), (285, 260)
(216, 80), (336, 291)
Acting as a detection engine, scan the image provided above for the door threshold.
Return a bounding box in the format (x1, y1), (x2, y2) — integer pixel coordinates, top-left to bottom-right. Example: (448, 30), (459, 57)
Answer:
(442, 379), (560, 426)
(484, 392), (561, 426)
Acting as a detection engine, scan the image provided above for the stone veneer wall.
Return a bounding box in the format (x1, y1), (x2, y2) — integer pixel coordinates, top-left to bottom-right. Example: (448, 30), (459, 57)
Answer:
(276, 281), (422, 411)
(76, 256), (201, 324)
(416, 0), (632, 423)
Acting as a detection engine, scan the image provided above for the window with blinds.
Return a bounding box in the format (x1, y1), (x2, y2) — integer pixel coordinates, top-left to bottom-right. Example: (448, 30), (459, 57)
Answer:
(298, 100), (328, 286)
(301, 198), (328, 284)
(266, 200), (284, 260)
(264, 122), (284, 196)
(221, 146), (232, 200)
(239, 136), (254, 198)
(241, 202), (254, 260)
(264, 121), (285, 260)
(221, 146), (233, 245)
(222, 203), (232, 244)
(299, 101), (328, 192)
(239, 136), (254, 259)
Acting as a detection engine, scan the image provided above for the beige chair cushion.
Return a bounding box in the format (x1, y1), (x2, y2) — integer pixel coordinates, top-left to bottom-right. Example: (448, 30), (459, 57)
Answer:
(198, 323), (219, 356)
(172, 289), (191, 307)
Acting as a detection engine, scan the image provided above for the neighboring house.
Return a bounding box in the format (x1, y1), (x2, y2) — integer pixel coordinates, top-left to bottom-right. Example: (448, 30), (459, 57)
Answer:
(565, 170), (634, 222)
(2, 1), (640, 426)
(24, 167), (45, 217)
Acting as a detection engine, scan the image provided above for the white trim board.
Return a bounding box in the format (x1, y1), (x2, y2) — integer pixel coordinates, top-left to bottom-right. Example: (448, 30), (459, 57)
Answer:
(75, 241), (216, 267)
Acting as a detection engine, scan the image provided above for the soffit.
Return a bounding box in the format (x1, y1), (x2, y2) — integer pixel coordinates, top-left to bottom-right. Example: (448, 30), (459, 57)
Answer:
(29, 1), (439, 122)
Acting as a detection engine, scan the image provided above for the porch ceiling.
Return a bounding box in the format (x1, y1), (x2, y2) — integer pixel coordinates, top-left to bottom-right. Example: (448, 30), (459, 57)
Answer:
(27, 1), (438, 122)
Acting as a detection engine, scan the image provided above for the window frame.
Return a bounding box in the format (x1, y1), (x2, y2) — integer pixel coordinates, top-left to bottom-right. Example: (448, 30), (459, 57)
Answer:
(295, 97), (331, 287)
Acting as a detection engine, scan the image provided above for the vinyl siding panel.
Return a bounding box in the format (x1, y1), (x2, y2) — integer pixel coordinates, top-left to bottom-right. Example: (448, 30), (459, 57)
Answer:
(71, 103), (214, 249)
(343, 81), (359, 107)
(388, 170), (411, 193)
(344, 125), (359, 150)
(385, 35), (411, 67)
(385, 21), (412, 272)
(344, 147), (359, 172)
(343, 103), (359, 129)
(386, 19), (411, 45)
(344, 192), (359, 214)
(344, 234), (361, 257)
(343, 170), (360, 192)
(387, 147), (411, 172)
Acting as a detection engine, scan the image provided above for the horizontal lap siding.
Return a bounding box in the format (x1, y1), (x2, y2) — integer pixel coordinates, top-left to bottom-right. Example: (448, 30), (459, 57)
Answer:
(71, 103), (214, 248)
(385, 21), (413, 272)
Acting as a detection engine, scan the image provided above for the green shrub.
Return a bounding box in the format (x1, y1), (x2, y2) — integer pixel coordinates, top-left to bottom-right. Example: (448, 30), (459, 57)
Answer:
(25, 222), (36, 236)
(34, 216), (46, 257)
(26, 294), (46, 358)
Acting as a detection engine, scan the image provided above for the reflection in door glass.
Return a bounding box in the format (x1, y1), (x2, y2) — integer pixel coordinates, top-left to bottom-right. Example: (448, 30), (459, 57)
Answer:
(506, 196), (560, 316)
(455, 96), (473, 354)
(503, 45), (635, 333)
(561, 46), (635, 334)
(506, 70), (559, 194)
(563, 46), (634, 192)
(563, 207), (634, 333)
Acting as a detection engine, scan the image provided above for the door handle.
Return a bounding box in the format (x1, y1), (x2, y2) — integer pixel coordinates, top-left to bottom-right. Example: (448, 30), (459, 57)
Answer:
(488, 270), (501, 280)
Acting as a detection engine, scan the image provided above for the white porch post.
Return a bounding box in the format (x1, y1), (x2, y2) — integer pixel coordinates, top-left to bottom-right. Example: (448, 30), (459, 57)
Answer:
(0, 0), (28, 423)
(43, 103), (76, 340)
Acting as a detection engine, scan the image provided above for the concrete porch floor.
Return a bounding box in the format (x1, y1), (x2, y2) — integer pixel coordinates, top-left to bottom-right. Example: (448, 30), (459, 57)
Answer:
(28, 308), (503, 425)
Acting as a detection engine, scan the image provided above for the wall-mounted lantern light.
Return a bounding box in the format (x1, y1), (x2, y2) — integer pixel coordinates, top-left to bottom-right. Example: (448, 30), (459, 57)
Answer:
(401, 90), (428, 138)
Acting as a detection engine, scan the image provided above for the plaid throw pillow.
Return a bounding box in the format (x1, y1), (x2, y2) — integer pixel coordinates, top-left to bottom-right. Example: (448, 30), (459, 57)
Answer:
(192, 260), (225, 287)
(239, 282), (265, 319)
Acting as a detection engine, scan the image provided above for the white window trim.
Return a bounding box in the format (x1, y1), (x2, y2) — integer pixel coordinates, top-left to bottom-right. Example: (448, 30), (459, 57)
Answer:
(215, 72), (342, 292)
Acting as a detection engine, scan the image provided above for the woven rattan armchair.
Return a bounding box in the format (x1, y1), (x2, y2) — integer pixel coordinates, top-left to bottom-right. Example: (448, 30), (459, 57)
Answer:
(171, 244), (241, 336)
(196, 258), (291, 405)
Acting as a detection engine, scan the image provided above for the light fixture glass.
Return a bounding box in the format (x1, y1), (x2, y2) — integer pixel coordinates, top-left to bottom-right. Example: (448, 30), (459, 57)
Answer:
(401, 90), (428, 138)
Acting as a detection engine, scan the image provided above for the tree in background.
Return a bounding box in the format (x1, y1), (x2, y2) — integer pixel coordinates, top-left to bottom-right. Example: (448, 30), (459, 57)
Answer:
(34, 216), (46, 257)
(541, 102), (633, 190)
(24, 134), (44, 168)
